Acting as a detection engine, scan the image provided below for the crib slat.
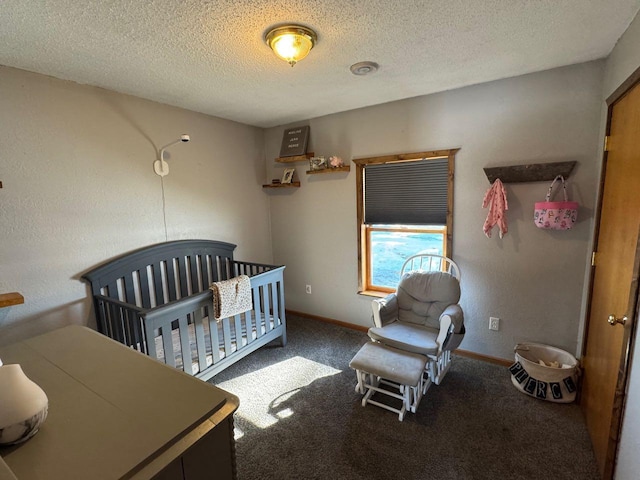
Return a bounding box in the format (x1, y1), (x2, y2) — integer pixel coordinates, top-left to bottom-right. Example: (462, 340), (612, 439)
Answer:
(122, 274), (136, 306)
(202, 255), (218, 288)
(106, 282), (119, 301)
(277, 279), (286, 345)
(269, 282), (279, 332)
(109, 303), (124, 343)
(162, 325), (175, 368)
(188, 255), (197, 293)
(136, 316), (147, 354)
(129, 312), (145, 352)
(193, 308), (207, 373)
(212, 256), (221, 283)
(221, 257), (231, 280)
(198, 255), (208, 292)
(243, 310), (253, 346)
(263, 285), (272, 334)
(208, 313), (221, 364)
(102, 301), (114, 338)
(222, 317), (233, 356)
(138, 268), (151, 308)
(166, 260), (178, 301)
(96, 299), (108, 334)
(177, 257), (189, 297)
(178, 316), (192, 374)
(252, 284), (263, 339)
(145, 324), (158, 360)
(122, 308), (134, 347)
(234, 314), (243, 349)
(151, 263), (164, 305)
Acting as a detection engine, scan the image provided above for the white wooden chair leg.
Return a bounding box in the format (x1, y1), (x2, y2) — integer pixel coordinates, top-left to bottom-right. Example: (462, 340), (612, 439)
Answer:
(354, 369), (363, 393)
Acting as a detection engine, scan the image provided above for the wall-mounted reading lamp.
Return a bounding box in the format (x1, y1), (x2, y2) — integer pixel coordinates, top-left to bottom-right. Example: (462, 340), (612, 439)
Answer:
(153, 134), (190, 177)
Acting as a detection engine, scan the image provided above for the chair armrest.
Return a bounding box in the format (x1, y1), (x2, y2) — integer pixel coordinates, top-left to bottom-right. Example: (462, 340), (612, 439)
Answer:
(371, 293), (398, 328)
(436, 304), (465, 352)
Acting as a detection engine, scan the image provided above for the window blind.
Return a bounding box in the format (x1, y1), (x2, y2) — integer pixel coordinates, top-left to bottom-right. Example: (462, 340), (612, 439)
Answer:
(364, 158), (449, 225)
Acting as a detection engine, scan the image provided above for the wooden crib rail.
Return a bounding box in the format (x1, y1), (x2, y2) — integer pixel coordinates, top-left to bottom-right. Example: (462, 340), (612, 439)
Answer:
(231, 260), (281, 276)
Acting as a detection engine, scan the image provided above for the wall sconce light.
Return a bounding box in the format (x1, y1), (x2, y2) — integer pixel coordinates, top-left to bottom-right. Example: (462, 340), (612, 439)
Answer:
(265, 25), (317, 67)
(153, 134), (190, 177)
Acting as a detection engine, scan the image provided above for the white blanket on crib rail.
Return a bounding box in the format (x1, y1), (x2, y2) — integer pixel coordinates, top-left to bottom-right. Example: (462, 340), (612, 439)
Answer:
(210, 275), (252, 321)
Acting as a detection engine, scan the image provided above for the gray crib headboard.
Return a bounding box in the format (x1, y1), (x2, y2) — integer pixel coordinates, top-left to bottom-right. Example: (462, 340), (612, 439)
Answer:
(82, 239), (237, 309)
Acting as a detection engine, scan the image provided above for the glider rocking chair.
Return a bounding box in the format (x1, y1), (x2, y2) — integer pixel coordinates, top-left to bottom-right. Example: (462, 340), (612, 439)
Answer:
(350, 254), (465, 420)
(369, 254), (465, 386)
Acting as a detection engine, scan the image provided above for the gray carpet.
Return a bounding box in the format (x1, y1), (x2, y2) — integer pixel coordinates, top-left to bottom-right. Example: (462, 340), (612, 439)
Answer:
(211, 315), (599, 480)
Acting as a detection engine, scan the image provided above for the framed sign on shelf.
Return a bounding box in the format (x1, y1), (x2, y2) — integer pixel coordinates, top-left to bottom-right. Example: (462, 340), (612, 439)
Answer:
(279, 126), (310, 157)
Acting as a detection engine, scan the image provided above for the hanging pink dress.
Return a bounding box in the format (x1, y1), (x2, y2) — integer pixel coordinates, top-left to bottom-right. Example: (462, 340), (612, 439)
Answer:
(482, 179), (508, 238)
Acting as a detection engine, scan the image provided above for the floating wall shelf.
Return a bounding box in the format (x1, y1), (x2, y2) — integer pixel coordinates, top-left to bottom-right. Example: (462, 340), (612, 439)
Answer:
(0, 292), (24, 308)
(262, 181), (301, 189)
(275, 153), (314, 163)
(306, 166), (351, 175)
(483, 161), (577, 183)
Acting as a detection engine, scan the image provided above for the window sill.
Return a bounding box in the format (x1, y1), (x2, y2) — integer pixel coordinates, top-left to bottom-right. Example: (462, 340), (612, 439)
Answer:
(357, 290), (391, 298)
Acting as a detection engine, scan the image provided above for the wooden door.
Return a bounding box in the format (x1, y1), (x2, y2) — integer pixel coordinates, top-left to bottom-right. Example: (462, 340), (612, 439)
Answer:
(582, 81), (640, 478)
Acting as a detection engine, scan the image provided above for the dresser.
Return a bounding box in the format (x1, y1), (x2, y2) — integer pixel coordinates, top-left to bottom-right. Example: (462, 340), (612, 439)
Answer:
(0, 326), (238, 479)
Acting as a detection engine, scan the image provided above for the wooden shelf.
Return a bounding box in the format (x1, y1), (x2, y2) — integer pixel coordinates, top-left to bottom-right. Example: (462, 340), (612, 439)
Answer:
(306, 166), (351, 175)
(262, 182), (301, 189)
(275, 153), (314, 163)
(483, 161), (577, 183)
(0, 292), (24, 308)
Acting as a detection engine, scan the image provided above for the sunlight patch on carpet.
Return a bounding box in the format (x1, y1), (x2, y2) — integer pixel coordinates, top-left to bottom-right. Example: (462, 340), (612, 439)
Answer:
(216, 356), (341, 429)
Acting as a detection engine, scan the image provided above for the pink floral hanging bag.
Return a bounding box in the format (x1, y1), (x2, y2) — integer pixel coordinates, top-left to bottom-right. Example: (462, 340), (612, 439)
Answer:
(534, 175), (578, 230)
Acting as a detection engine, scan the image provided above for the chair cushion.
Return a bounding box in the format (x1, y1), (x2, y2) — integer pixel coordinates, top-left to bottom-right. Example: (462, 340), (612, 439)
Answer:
(349, 342), (427, 386)
(368, 321), (439, 356)
(397, 271), (461, 329)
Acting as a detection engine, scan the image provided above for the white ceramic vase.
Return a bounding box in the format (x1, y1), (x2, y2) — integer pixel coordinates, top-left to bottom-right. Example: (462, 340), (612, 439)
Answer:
(0, 362), (49, 445)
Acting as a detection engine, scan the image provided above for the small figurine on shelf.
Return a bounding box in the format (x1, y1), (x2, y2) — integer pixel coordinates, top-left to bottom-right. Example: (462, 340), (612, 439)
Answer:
(329, 156), (344, 168)
(309, 156), (327, 171)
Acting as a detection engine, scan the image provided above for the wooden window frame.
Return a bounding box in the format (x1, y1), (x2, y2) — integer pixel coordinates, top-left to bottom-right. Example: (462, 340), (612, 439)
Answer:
(354, 149), (458, 295)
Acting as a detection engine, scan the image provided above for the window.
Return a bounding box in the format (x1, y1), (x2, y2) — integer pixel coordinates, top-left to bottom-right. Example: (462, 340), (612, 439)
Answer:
(354, 149), (458, 294)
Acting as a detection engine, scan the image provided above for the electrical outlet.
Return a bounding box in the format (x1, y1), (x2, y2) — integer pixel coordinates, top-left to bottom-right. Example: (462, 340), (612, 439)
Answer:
(489, 317), (500, 331)
(305, 285), (312, 294)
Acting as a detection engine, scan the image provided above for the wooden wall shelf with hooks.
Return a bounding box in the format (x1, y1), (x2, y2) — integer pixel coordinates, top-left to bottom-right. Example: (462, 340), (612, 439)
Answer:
(483, 161), (577, 183)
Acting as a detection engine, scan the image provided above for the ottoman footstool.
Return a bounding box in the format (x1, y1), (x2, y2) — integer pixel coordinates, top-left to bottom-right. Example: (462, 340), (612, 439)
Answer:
(349, 341), (430, 421)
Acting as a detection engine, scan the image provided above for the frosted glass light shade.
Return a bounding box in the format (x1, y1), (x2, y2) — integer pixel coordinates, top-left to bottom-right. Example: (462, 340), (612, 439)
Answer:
(265, 25), (317, 67)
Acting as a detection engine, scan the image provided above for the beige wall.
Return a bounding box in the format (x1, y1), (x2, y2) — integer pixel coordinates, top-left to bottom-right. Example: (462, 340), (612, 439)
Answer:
(607, 11), (640, 480)
(0, 66), (271, 345)
(604, 10), (640, 98)
(265, 61), (604, 361)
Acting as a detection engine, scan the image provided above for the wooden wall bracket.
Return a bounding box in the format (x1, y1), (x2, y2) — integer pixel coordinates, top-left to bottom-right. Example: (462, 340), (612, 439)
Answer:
(483, 161), (577, 184)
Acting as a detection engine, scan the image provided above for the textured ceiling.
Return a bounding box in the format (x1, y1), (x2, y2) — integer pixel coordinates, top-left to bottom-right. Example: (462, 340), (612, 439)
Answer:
(1, 1), (639, 128)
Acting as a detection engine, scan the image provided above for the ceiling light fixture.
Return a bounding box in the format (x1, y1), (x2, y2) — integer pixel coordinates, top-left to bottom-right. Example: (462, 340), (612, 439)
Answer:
(265, 25), (317, 67)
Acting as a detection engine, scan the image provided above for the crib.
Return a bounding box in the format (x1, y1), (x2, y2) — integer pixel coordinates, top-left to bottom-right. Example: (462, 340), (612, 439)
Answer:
(82, 239), (286, 382)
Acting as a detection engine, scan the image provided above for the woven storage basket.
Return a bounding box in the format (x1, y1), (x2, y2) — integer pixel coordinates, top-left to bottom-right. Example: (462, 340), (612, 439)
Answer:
(509, 342), (579, 403)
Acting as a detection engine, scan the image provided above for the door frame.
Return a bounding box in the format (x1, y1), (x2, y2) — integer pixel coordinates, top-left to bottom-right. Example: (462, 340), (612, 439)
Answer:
(582, 64), (640, 479)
